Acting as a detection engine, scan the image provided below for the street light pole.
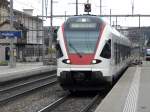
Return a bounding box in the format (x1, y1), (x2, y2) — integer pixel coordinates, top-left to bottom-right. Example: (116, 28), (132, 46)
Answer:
(10, 0), (14, 68)
(50, 0), (53, 27)
(100, 0), (102, 15)
(65, 11), (67, 21)
(50, 0), (53, 59)
(110, 9), (112, 26)
(131, 0), (134, 15)
(49, 0), (58, 60)
(42, 0), (45, 65)
(76, 0), (78, 15)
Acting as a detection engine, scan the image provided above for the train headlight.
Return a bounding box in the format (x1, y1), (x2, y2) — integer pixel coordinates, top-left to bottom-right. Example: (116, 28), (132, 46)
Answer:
(62, 59), (71, 64)
(92, 59), (102, 64)
(92, 60), (97, 64)
(66, 59), (71, 64)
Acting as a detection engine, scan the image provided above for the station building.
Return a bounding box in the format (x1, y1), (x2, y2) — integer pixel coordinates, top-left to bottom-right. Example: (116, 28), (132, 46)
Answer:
(0, 0), (44, 62)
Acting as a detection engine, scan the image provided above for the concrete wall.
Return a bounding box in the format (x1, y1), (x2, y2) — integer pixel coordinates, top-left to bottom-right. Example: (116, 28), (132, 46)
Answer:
(0, 45), (5, 61)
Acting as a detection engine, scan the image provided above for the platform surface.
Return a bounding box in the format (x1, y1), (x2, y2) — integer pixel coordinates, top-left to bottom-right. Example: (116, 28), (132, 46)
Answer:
(95, 61), (150, 112)
(0, 62), (56, 83)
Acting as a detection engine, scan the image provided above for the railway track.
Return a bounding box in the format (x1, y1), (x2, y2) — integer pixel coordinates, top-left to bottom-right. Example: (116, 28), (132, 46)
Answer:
(0, 73), (57, 104)
(38, 93), (102, 112)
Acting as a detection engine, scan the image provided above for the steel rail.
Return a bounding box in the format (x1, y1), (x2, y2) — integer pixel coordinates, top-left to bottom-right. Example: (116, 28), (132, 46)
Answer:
(38, 94), (101, 112)
(0, 74), (56, 92)
(0, 78), (57, 103)
(38, 94), (70, 112)
(79, 94), (100, 112)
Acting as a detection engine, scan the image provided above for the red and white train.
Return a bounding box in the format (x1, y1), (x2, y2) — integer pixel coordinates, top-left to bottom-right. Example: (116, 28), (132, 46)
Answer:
(56, 15), (132, 91)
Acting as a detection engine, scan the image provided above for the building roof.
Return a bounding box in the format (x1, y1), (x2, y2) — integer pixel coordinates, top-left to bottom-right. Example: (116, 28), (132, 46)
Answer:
(13, 9), (43, 21)
(0, 0), (9, 7)
(0, 20), (28, 31)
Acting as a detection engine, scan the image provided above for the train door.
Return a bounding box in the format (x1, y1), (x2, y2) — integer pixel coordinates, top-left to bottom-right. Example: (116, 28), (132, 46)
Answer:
(5, 47), (10, 61)
(110, 34), (116, 76)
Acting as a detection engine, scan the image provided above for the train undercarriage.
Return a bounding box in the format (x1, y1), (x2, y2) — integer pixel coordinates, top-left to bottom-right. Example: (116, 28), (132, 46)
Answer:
(58, 71), (112, 91)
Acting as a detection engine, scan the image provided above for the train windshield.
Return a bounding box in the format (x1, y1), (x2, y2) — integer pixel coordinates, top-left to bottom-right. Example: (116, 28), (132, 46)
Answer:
(64, 17), (102, 54)
(146, 49), (150, 56)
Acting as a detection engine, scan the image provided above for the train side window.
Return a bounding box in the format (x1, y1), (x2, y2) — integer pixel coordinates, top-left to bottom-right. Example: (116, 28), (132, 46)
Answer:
(100, 39), (111, 59)
(117, 43), (120, 63)
(114, 43), (117, 64)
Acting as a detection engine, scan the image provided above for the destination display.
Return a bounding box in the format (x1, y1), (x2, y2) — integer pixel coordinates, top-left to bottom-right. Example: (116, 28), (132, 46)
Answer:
(70, 22), (97, 28)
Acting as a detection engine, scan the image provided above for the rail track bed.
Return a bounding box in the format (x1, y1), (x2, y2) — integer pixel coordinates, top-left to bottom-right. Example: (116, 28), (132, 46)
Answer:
(0, 83), (67, 112)
(0, 72), (57, 104)
(0, 71), (110, 112)
(38, 91), (108, 112)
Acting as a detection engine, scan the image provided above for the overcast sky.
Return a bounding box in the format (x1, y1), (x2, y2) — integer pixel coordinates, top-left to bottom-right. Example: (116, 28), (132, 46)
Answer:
(13, 0), (150, 27)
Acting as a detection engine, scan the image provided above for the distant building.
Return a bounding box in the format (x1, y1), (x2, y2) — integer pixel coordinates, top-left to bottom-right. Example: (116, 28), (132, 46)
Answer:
(0, 0), (10, 62)
(119, 27), (150, 57)
(44, 26), (51, 48)
(0, 7), (44, 62)
(120, 27), (150, 47)
(0, 0), (9, 24)
(14, 9), (43, 62)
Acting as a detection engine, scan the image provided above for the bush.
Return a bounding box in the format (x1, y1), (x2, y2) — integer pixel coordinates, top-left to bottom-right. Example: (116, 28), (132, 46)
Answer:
(0, 61), (8, 66)
(48, 48), (56, 54)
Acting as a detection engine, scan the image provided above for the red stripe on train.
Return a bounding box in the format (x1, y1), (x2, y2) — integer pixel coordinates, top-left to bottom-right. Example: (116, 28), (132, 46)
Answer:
(69, 54), (94, 65)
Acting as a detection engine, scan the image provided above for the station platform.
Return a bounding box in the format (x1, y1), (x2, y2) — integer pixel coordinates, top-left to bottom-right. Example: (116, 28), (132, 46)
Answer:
(95, 61), (150, 112)
(0, 62), (56, 83)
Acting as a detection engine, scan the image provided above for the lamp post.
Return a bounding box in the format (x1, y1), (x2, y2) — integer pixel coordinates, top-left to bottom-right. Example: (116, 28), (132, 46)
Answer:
(9, 0), (15, 68)
(76, 0), (78, 15)
(110, 9), (112, 26)
(131, 0), (134, 15)
(100, 0), (102, 15)
(49, 0), (58, 38)
(42, 0), (45, 65)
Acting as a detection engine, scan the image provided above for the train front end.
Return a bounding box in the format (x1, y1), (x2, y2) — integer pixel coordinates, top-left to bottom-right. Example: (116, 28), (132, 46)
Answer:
(56, 16), (111, 91)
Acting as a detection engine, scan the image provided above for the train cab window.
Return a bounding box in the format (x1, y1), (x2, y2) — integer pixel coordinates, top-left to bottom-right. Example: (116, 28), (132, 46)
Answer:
(146, 49), (150, 56)
(56, 43), (63, 58)
(100, 39), (111, 59)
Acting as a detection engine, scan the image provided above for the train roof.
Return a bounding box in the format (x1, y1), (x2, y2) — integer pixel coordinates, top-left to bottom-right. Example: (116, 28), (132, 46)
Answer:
(65, 15), (104, 23)
(64, 15), (131, 44)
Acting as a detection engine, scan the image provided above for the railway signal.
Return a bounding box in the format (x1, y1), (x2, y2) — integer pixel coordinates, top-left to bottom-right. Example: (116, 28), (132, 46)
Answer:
(84, 3), (91, 12)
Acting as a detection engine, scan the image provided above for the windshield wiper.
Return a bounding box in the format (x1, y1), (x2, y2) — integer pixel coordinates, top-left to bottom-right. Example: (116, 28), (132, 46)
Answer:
(68, 42), (82, 58)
